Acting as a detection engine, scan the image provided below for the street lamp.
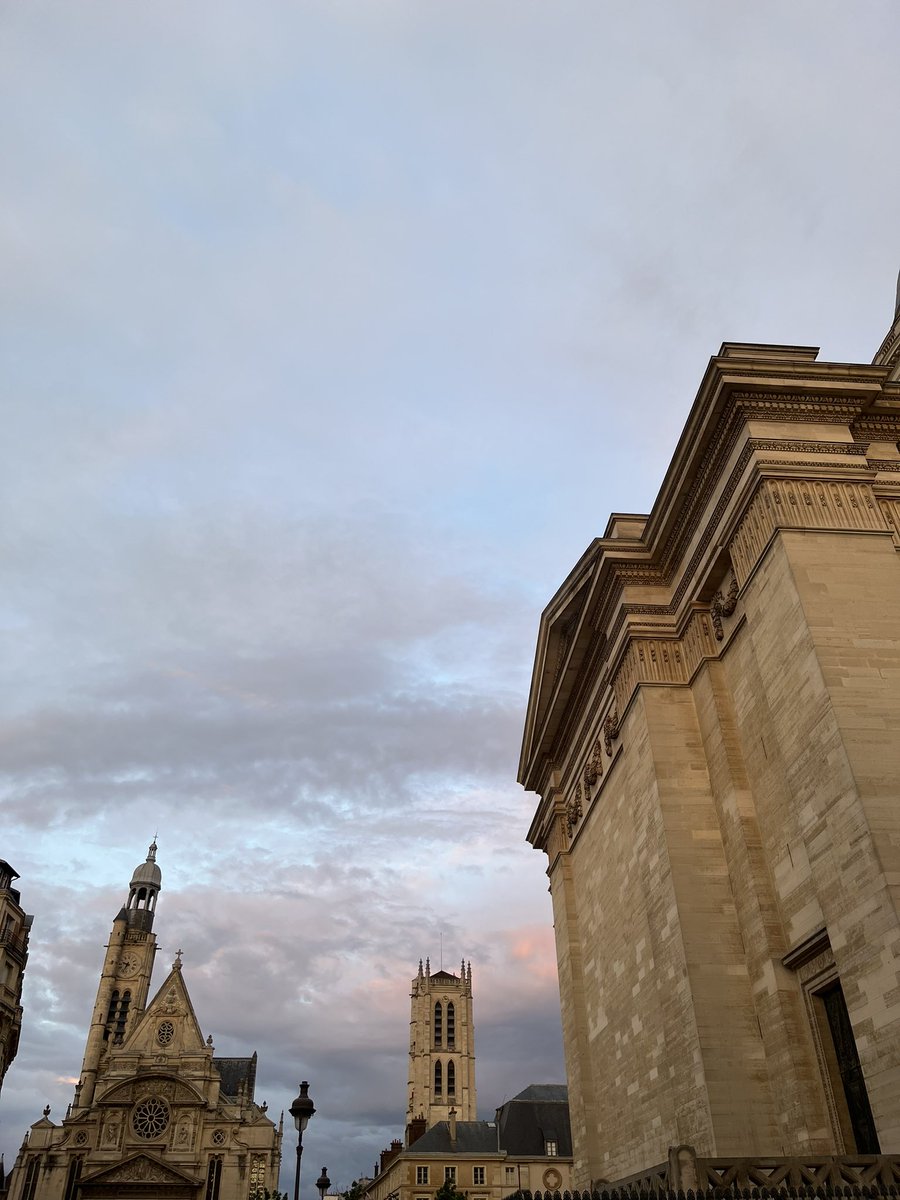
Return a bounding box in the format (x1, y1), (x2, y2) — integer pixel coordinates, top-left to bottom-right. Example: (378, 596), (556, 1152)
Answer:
(316, 1167), (331, 1200)
(289, 1081), (316, 1200)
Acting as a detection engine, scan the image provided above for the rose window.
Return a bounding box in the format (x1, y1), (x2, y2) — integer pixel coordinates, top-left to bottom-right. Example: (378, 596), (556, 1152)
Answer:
(132, 1096), (170, 1139)
(157, 1021), (175, 1046)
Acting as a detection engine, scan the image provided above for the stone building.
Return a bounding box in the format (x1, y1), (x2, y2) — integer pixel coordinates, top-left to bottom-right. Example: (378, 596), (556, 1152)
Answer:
(407, 958), (476, 1136)
(6, 844), (281, 1200)
(368, 1086), (573, 1200)
(519, 297), (900, 1186)
(0, 859), (32, 1094)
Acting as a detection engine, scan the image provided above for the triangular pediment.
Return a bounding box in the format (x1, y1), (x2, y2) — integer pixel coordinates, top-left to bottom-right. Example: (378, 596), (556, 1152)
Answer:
(81, 1153), (201, 1187)
(112, 964), (206, 1059)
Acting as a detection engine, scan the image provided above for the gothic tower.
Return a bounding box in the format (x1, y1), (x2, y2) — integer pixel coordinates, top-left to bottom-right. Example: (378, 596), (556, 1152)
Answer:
(407, 957), (476, 1138)
(76, 841), (162, 1110)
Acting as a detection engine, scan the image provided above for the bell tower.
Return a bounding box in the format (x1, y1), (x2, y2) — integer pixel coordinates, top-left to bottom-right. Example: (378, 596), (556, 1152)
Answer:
(407, 956), (476, 1138)
(75, 841), (162, 1108)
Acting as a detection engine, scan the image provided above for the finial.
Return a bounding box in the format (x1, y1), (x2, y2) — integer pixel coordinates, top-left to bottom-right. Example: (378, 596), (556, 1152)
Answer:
(147, 838), (158, 862)
(42, 1105), (51, 1118)
(460, 957), (465, 980)
(418, 958), (423, 978)
(425, 956), (430, 977)
(173, 948), (183, 970)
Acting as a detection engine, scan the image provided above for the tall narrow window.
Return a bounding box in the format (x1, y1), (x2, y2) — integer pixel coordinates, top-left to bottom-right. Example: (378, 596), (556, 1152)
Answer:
(249, 1155), (267, 1195)
(815, 981), (880, 1153)
(63, 1157), (84, 1200)
(104, 990), (120, 1041)
(22, 1158), (40, 1200)
(205, 1156), (223, 1200)
(114, 991), (131, 1044)
(434, 1059), (442, 1095)
(446, 1002), (455, 1048)
(447, 1060), (455, 1096)
(433, 1001), (442, 1046)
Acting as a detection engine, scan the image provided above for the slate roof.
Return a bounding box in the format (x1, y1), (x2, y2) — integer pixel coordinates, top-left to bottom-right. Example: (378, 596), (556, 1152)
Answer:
(213, 1053), (257, 1101)
(409, 1121), (500, 1155)
(508, 1084), (568, 1105)
(400, 1086), (572, 1159)
(496, 1085), (572, 1157)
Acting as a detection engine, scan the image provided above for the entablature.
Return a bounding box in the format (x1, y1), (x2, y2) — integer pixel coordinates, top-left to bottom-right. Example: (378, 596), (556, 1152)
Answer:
(520, 344), (900, 803)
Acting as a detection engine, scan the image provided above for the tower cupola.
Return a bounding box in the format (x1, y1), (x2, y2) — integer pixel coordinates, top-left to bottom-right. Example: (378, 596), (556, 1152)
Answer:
(125, 840), (161, 931)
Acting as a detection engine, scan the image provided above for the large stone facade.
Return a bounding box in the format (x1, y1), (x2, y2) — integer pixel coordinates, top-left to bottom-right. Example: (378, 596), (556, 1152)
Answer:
(519, 310), (900, 1186)
(6, 845), (281, 1200)
(0, 860), (32, 1095)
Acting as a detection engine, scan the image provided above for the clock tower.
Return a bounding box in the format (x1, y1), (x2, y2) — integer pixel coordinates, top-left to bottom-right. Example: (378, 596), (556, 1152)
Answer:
(76, 841), (162, 1109)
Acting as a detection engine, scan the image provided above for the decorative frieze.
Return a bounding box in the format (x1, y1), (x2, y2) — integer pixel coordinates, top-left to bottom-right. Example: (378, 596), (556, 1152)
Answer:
(730, 478), (888, 586)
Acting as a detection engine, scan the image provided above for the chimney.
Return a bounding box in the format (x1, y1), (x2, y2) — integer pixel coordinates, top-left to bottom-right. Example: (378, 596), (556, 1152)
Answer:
(449, 1107), (457, 1144)
(379, 1141), (403, 1174)
(406, 1117), (427, 1147)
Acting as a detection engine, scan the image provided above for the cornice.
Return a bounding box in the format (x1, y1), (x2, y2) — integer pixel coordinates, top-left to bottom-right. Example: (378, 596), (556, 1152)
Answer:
(520, 349), (900, 794)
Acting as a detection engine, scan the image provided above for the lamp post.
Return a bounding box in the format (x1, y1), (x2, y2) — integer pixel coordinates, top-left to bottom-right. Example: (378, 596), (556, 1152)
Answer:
(289, 1081), (316, 1200)
(316, 1167), (331, 1200)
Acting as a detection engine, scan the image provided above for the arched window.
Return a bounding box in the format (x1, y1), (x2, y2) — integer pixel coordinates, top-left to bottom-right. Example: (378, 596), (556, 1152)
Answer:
(205, 1157), (223, 1200)
(433, 1001), (442, 1046)
(446, 1002), (455, 1048)
(63, 1157), (84, 1200)
(434, 1059), (442, 1095)
(447, 1060), (456, 1096)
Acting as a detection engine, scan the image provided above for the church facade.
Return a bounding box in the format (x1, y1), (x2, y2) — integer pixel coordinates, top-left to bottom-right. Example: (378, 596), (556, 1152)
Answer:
(7, 844), (282, 1200)
(520, 301), (900, 1185)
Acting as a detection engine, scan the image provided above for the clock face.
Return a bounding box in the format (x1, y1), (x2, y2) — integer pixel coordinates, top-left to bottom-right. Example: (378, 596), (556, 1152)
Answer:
(119, 953), (140, 978)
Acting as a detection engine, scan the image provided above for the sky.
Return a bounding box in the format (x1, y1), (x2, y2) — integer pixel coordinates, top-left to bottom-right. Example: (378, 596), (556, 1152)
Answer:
(2, 0), (900, 1191)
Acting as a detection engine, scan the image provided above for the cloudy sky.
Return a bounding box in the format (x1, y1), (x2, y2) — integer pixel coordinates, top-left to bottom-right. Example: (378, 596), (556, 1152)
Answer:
(2, 0), (899, 1190)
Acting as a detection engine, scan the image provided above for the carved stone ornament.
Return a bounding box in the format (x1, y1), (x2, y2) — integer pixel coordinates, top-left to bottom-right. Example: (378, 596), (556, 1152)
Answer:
(105, 1156), (184, 1184)
(603, 707), (619, 757)
(584, 738), (603, 788)
(162, 987), (183, 1015)
(710, 575), (739, 641)
(566, 784), (583, 837)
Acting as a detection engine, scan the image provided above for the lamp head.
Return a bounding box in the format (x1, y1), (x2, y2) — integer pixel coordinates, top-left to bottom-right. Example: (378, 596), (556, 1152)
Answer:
(290, 1081), (315, 1133)
(317, 1167), (331, 1198)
